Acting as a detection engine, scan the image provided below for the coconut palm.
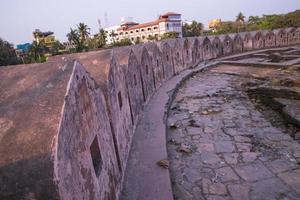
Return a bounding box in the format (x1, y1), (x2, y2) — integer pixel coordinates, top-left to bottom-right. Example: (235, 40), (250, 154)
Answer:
(77, 23), (90, 42)
(248, 16), (261, 24)
(109, 30), (118, 43)
(236, 12), (246, 23)
(66, 28), (79, 44)
(28, 41), (47, 62)
(236, 12), (246, 32)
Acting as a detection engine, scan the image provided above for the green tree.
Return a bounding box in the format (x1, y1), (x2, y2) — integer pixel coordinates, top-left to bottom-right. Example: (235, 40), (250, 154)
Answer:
(0, 38), (21, 66)
(109, 30), (118, 43)
(66, 28), (85, 52)
(51, 40), (64, 56)
(236, 12), (246, 32)
(183, 21), (203, 37)
(248, 16), (261, 24)
(27, 41), (47, 63)
(147, 35), (158, 41)
(97, 29), (107, 47)
(112, 38), (132, 47)
(160, 31), (179, 40)
(215, 22), (236, 34)
(134, 37), (141, 44)
(77, 22), (90, 42)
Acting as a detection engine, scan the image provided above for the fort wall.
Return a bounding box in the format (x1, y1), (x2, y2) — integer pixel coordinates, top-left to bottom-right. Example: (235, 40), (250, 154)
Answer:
(1, 27), (300, 199)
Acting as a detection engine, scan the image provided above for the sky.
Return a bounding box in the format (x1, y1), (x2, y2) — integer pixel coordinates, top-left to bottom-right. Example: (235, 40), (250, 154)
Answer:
(1, 0), (300, 45)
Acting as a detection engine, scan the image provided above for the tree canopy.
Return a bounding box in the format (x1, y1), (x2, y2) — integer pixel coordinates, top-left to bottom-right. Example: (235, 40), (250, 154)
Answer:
(0, 38), (21, 66)
(183, 21), (204, 37)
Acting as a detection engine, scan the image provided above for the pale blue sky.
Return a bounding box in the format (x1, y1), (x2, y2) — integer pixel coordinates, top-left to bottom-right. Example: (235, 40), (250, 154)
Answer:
(1, 0), (300, 45)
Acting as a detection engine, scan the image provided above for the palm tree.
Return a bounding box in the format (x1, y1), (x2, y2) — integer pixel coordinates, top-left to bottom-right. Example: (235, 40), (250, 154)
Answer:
(236, 12), (246, 23)
(28, 41), (46, 62)
(66, 28), (79, 44)
(109, 30), (117, 43)
(248, 16), (261, 24)
(236, 12), (246, 32)
(77, 23), (90, 42)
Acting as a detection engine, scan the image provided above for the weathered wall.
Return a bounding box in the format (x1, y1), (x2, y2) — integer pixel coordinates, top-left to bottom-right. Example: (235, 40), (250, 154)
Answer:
(241, 32), (253, 51)
(158, 41), (175, 79)
(2, 27), (300, 200)
(145, 42), (165, 88)
(221, 35), (234, 55)
(170, 39), (185, 74)
(275, 29), (288, 46)
(132, 45), (156, 102)
(181, 38), (194, 69)
(230, 34), (243, 53)
(55, 61), (120, 200)
(252, 31), (265, 49)
(264, 30), (276, 48)
(209, 36), (222, 58)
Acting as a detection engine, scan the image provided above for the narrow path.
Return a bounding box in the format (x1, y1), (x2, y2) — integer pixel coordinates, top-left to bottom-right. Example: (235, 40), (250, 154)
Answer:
(120, 64), (209, 200)
(167, 71), (300, 200)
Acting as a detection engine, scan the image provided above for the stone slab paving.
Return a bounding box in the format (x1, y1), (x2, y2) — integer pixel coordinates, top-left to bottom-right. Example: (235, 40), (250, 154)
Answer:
(120, 63), (211, 200)
(167, 71), (300, 200)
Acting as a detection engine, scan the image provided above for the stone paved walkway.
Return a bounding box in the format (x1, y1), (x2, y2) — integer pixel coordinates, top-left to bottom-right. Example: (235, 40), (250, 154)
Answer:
(167, 71), (300, 200)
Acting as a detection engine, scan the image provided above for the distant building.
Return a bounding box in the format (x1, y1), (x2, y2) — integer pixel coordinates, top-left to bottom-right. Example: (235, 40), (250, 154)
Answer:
(63, 41), (76, 51)
(15, 43), (31, 59)
(208, 19), (221, 32)
(104, 12), (182, 44)
(104, 25), (121, 44)
(33, 29), (55, 48)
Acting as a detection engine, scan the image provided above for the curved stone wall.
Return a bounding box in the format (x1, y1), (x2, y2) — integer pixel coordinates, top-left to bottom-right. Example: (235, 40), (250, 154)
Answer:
(0, 27), (300, 200)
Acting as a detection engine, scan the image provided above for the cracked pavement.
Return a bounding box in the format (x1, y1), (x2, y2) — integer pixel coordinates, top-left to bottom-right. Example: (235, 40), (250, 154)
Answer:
(167, 70), (300, 200)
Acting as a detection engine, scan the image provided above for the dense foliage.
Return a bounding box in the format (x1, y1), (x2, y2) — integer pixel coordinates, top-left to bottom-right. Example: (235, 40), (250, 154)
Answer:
(111, 38), (132, 47)
(0, 38), (21, 66)
(183, 21), (204, 37)
(212, 10), (300, 35)
(160, 31), (179, 40)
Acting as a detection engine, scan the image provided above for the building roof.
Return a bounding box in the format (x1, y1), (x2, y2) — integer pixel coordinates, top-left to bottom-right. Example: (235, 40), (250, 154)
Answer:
(160, 12), (181, 17)
(118, 12), (181, 31)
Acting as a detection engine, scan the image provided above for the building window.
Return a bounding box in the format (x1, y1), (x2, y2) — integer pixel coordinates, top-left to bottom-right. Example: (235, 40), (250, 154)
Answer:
(226, 41), (229, 47)
(216, 44), (219, 48)
(146, 65), (149, 75)
(136, 30), (139, 32)
(206, 45), (209, 51)
(131, 38), (134, 41)
(176, 52), (179, 58)
(118, 91), (123, 109)
(125, 32), (128, 35)
(166, 55), (169, 61)
(142, 36), (145, 39)
(141, 29), (144, 32)
(157, 59), (159, 67)
(186, 50), (189, 55)
(167, 24), (169, 30)
(154, 27), (158, 30)
(130, 31), (133, 33)
(134, 74), (137, 86)
(90, 136), (102, 177)
(147, 28), (151, 31)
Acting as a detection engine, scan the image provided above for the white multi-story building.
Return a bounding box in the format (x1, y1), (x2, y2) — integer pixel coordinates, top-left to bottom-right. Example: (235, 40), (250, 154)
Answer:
(104, 12), (182, 44)
(104, 25), (121, 44)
